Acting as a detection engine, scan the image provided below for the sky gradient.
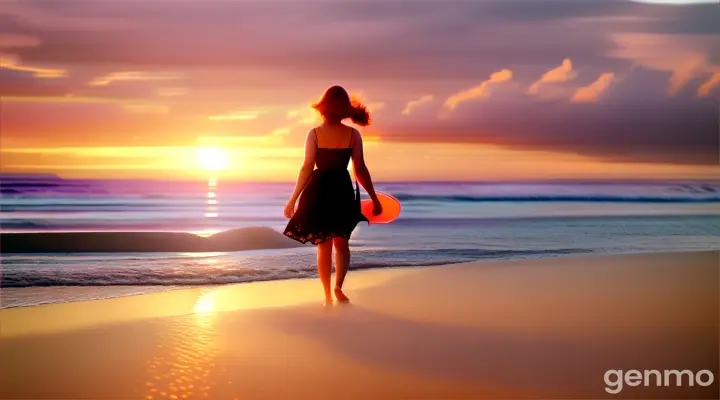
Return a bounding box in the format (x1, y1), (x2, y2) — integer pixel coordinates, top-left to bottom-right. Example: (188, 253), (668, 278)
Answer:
(1, 0), (719, 181)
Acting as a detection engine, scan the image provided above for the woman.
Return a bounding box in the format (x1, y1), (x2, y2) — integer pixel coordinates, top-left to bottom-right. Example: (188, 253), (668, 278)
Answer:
(283, 85), (382, 305)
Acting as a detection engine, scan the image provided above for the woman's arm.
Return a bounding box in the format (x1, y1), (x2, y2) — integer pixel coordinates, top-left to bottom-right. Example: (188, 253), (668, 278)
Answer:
(288, 130), (317, 205)
(351, 129), (379, 204)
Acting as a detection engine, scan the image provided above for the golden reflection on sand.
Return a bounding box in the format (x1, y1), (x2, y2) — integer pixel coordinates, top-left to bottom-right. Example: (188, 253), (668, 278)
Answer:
(142, 290), (223, 400)
(0, 267), (407, 338)
(193, 291), (217, 315)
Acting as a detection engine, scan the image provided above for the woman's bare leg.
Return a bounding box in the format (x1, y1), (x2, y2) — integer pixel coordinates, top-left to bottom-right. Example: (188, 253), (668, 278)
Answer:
(332, 237), (351, 303)
(317, 240), (333, 304)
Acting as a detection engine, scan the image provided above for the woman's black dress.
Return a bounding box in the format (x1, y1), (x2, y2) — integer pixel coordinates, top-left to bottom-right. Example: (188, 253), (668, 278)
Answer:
(284, 129), (369, 245)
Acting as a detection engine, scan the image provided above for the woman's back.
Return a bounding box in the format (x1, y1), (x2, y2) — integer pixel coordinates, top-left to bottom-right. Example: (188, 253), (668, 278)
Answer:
(313, 124), (355, 171)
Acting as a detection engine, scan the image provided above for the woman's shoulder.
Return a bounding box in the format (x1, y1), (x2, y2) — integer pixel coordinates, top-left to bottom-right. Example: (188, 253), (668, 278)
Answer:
(344, 124), (361, 135)
(311, 123), (361, 138)
(344, 125), (362, 142)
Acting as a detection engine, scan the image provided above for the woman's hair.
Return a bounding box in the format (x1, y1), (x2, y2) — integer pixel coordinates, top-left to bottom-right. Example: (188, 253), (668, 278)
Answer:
(312, 85), (371, 126)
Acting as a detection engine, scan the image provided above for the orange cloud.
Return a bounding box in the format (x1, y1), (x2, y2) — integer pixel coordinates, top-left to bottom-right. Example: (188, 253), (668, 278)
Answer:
(402, 95), (434, 115)
(444, 69), (513, 111)
(157, 87), (188, 97)
(271, 127), (292, 136)
(208, 111), (261, 121)
(3, 93), (170, 117)
(350, 91), (385, 114)
(697, 71), (720, 98)
(0, 53), (67, 78)
(287, 107), (319, 125)
(527, 58), (577, 95)
(1, 146), (191, 158)
(366, 101), (385, 113)
(88, 71), (184, 86)
(3, 94), (120, 104)
(668, 54), (706, 96)
(607, 33), (719, 96)
(0, 34), (40, 49)
(571, 72), (615, 103)
(124, 103), (170, 115)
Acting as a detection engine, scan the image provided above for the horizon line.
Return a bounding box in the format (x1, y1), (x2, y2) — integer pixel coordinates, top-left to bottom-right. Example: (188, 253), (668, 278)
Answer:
(1, 174), (720, 185)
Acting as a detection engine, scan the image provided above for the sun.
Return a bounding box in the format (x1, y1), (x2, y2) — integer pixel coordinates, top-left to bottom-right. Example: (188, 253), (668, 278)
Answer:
(196, 147), (229, 171)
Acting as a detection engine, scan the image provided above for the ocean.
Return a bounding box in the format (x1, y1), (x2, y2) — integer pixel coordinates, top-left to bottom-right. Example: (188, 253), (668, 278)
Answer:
(2, 176), (719, 308)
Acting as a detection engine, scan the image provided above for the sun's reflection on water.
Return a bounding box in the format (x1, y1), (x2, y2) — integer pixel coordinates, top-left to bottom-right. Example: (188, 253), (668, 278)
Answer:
(205, 176), (218, 219)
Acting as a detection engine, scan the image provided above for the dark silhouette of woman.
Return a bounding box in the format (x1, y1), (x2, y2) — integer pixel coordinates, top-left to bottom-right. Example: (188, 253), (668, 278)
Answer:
(283, 85), (382, 305)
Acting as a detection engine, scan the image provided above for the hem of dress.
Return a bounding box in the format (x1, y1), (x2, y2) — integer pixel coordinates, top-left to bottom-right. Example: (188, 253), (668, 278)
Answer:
(283, 230), (353, 246)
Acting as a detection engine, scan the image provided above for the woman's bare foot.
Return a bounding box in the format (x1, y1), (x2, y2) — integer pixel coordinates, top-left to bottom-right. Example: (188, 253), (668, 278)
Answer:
(334, 287), (350, 303)
(323, 295), (333, 307)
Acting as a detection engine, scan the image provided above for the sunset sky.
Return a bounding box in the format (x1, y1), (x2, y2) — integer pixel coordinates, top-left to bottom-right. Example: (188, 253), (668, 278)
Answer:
(1, 0), (719, 181)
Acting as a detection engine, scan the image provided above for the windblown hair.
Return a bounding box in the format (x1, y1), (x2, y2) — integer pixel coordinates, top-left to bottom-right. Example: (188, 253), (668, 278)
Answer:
(312, 85), (371, 126)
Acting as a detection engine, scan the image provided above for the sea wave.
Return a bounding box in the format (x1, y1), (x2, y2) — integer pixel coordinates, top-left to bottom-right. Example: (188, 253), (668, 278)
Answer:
(1, 248), (593, 288)
(391, 194), (720, 203)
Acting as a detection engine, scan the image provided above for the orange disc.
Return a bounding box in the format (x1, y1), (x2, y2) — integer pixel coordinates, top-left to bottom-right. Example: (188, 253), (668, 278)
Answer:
(361, 192), (402, 224)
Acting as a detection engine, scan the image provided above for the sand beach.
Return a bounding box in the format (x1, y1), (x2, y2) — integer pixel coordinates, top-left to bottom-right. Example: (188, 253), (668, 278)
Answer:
(1, 251), (718, 399)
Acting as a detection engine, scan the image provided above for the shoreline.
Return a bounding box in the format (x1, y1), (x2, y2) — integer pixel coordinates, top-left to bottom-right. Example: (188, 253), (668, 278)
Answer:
(2, 248), (718, 310)
(1, 249), (716, 320)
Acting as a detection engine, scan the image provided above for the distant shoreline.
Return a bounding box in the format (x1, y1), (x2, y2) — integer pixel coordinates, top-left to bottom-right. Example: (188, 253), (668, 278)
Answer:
(0, 227), (304, 253)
